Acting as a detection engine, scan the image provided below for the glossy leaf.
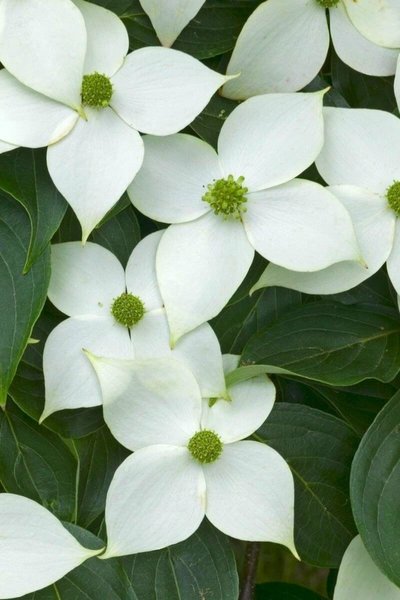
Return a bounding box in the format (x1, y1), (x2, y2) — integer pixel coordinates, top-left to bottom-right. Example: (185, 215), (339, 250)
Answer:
(242, 302), (400, 386)
(0, 194), (50, 405)
(350, 390), (400, 586)
(0, 401), (77, 520)
(21, 520), (238, 600)
(256, 403), (359, 567)
(0, 148), (67, 271)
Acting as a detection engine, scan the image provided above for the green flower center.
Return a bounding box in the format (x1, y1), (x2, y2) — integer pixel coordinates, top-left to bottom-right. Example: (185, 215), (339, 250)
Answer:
(81, 72), (113, 108)
(202, 175), (248, 219)
(316, 0), (339, 7)
(111, 293), (145, 327)
(386, 180), (400, 216)
(188, 430), (223, 464)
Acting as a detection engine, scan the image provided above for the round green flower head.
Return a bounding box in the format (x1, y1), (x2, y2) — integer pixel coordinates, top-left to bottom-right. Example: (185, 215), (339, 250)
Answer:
(203, 175), (248, 219)
(111, 293), (145, 327)
(81, 72), (113, 108)
(386, 180), (400, 216)
(316, 0), (339, 7)
(188, 430), (223, 464)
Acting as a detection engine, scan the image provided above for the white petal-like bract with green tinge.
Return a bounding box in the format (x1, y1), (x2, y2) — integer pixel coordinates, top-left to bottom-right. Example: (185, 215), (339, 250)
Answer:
(0, 494), (102, 599)
(0, 0), (229, 239)
(333, 536), (400, 599)
(139, 0), (206, 47)
(129, 92), (360, 339)
(87, 355), (297, 558)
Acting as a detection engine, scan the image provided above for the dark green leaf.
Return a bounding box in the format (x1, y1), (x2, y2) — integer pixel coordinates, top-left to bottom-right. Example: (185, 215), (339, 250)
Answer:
(331, 52), (397, 111)
(123, 519), (238, 599)
(0, 149), (67, 271)
(54, 200), (140, 268)
(350, 390), (400, 586)
(190, 93), (239, 148)
(255, 582), (324, 599)
(255, 403), (358, 567)
(0, 401), (77, 520)
(22, 521), (238, 600)
(123, 0), (258, 59)
(0, 194), (50, 405)
(73, 427), (129, 529)
(242, 302), (400, 386)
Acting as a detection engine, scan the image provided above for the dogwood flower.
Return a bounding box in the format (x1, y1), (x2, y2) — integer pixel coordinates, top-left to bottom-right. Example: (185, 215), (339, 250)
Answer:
(86, 353), (297, 558)
(221, 0), (400, 100)
(0, 0), (229, 240)
(128, 91), (360, 341)
(0, 493), (102, 599)
(333, 536), (400, 599)
(139, 0), (206, 47)
(256, 108), (400, 296)
(252, 184), (392, 295)
(42, 231), (226, 422)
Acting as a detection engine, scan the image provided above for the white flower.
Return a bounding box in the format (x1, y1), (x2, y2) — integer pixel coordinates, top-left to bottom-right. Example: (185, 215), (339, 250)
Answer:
(128, 91), (361, 341)
(139, 0), (206, 47)
(42, 231), (226, 422)
(221, 0), (400, 100)
(0, 0), (229, 240)
(333, 536), (400, 599)
(86, 352), (297, 559)
(0, 493), (102, 599)
(254, 106), (400, 296)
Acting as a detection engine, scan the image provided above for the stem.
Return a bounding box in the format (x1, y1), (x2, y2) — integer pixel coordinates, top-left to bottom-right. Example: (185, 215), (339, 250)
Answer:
(239, 542), (261, 600)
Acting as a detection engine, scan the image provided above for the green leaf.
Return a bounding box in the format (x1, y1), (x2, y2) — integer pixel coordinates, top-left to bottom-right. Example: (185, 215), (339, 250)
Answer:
(22, 521), (238, 600)
(0, 194), (50, 405)
(331, 52), (397, 111)
(0, 401), (77, 520)
(54, 200), (141, 268)
(122, 0), (258, 59)
(212, 254), (303, 354)
(122, 519), (239, 599)
(0, 149), (67, 271)
(190, 93), (239, 149)
(350, 390), (400, 586)
(73, 427), (129, 529)
(255, 582), (324, 599)
(255, 403), (359, 567)
(242, 302), (400, 386)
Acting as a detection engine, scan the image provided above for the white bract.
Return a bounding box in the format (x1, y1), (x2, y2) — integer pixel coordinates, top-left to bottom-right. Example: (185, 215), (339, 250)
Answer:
(86, 352), (297, 558)
(222, 0), (400, 100)
(0, 493), (102, 599)
(42, 231), (226, 421)
(139, 0), (206, 47)
(128, 91), (360, 341)
(255, 107), (400, 296)
(334, 536), (400, 599)
(0, 0), (229, 240)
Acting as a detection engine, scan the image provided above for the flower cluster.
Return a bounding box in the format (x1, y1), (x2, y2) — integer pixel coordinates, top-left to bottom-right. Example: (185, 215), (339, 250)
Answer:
(0, 0), (399, 598)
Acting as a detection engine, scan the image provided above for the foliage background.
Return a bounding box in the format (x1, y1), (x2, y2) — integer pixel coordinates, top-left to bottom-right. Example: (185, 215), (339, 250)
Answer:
(0, 0), (399, 598)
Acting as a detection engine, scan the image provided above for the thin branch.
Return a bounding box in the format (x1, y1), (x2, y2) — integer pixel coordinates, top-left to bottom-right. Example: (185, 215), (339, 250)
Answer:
(239, 541), (261, 600)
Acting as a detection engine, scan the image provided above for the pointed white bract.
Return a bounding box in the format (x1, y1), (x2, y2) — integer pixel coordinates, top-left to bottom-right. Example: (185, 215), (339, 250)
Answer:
(221, 0), (399, 100)
(311, 107), (400, 296)
(129, 92), (360, 340)
(139, 0), (206, 47)
(0, 0), (229, 239)
(333, 536), (400, 599)
(0, 494), (102, 599)
(42, 232), (226, 419)
(252, 185), (395, 295)
(87, 354), (296, 559)
(330, 3), (399, 77)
